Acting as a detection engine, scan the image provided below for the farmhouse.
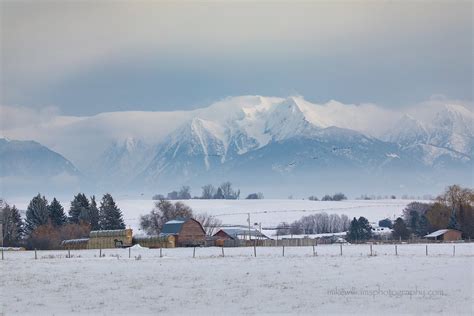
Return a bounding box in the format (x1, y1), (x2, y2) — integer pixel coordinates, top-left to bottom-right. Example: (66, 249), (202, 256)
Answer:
(213, 228), (269, 246)
(160, 218), (206, 247)
(424, 229), (462, 241)
(214, 228), (268, 240)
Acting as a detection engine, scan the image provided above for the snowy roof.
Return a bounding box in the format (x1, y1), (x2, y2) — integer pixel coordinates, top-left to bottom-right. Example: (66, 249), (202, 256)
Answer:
(424, 229), (451, 238)
(61, 238), (89, 245)
(90, 229), (131, 238)
(215, 228), (269, 239)
(161, 218), (190, 234)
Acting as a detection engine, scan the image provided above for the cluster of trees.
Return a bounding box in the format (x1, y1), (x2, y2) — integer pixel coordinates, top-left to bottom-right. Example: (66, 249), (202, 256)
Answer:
(152, 182), (243, 201)
(276, 213), (351, 236)
(0, 193), (126, 249)
(201, 182), (240, 200)
(393, 185), (474, 240)
(308, 193), (347, 201)
(245, 192), (264, 200)
(139, 199), (222, 236)
(153, 186), (192, 200)
(346, 217), (372, 241)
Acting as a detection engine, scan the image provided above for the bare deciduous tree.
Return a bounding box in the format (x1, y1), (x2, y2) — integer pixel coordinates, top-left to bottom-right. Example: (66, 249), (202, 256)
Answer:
(194, 212), (222, 236)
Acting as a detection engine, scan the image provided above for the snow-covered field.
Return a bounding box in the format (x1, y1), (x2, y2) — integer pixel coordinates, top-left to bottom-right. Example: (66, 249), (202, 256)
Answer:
(1, 243), (473, 315)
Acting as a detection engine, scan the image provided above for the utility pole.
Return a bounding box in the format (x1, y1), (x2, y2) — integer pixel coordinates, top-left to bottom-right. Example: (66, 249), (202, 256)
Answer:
(247, 213), (251, 242)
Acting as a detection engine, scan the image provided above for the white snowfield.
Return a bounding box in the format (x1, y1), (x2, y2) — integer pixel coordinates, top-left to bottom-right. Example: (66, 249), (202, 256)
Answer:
(1, 243), (473, 315)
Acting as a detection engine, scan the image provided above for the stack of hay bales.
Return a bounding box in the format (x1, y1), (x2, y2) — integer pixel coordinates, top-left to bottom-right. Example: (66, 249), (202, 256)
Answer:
(133, 235), (175, 248)
(61, 238), (89, 250)
(88, 229), (133, 249)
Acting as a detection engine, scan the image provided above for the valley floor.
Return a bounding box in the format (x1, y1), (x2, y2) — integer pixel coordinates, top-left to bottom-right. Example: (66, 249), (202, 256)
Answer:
(1, 243), (473, 315)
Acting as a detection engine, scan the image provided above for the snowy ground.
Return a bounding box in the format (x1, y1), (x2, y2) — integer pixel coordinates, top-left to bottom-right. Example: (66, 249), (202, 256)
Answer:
(1, 243), (473, 315)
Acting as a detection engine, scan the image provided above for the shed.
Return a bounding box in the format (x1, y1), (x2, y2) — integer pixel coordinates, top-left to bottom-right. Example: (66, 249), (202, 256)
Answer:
(424, 229), (462, 241)
(160, 218), (205, 247)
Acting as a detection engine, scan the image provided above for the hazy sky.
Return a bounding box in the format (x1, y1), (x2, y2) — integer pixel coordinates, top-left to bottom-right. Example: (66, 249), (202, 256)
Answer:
(1, 0), (472, 116)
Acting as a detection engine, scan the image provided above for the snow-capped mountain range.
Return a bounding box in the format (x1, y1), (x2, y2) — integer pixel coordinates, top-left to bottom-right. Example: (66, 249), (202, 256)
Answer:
(1, 96), (472, 196)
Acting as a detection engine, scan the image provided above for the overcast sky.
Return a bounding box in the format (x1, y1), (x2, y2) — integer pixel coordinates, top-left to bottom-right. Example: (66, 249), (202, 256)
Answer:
(1, 0), (472, 116)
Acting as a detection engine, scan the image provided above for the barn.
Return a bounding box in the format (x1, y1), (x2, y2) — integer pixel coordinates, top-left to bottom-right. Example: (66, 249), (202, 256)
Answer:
(160, 218), (206, 247)
(424, 229), (462, 241)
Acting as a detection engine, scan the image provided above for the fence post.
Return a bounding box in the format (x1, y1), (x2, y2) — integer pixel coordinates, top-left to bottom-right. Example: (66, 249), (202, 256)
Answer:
(282, 245), (285, 257)
(160, 246), (162, 258)
(312, 244), (316, 256)
(370, 244), (373, 256)
(193, 247), (196, 258)
(1, 247), (3, 260)
(395, 245), (398, 256)
(99, 248), (102, 257)
(128, 247), (131, 259)
(221, 246), (225, 257)
(453, 245), (455, 257)
(253, 242), (257, 257)
(35, 248), (37, 260)
(425, 245), (428, 256)
(68, 249), (71, 258)
(340, 243), (342, 256)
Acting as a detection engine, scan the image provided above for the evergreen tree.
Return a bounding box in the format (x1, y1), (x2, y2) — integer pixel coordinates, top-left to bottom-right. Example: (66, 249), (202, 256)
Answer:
(357, 217), (372, 240)
(392, 217), (410, 240)
(447, 209), (460, 230)
(89, 196), (100, 230)
(48, 198), (67, 226)
(347, 217), (360, 241)
(1, 202), (24, 246)
(347, 217), (372, 241)
(25, 194), (49, 236)
(69, 193), (90, 224)
(99, 194), (125, 230)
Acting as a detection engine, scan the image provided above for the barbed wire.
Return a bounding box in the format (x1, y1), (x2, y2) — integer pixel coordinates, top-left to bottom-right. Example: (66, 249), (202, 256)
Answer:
(123, 203), (407, 222)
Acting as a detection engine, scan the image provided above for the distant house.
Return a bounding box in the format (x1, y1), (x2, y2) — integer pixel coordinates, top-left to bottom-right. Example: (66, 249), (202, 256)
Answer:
(424, 229), (462, 241)
(160, 218), (206, 247)
(213, 228), (269, 241)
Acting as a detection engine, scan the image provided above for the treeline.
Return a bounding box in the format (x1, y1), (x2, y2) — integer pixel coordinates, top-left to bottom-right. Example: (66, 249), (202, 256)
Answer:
(1, 193), (126, 249)
(394, 185), (473, 240)
(308, 193), (347, 201)
(348, 185), (474, 241)
(152, 182), (252, 200)
(276, 213), (351, 235)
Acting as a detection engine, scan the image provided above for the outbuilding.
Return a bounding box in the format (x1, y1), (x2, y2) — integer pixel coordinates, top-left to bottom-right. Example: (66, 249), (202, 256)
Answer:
(160, 218), (206, 247)
(424, 229), (462, 241)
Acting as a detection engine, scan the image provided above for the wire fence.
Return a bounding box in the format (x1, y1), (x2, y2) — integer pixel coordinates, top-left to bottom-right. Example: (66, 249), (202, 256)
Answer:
(2, 242), (472, 261)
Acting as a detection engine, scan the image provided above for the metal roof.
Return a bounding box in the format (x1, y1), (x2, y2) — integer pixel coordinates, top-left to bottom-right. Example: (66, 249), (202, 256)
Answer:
(161, 218), (186, 234)
(216, 228), (268, 239)
(424, 229), (451, 238)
